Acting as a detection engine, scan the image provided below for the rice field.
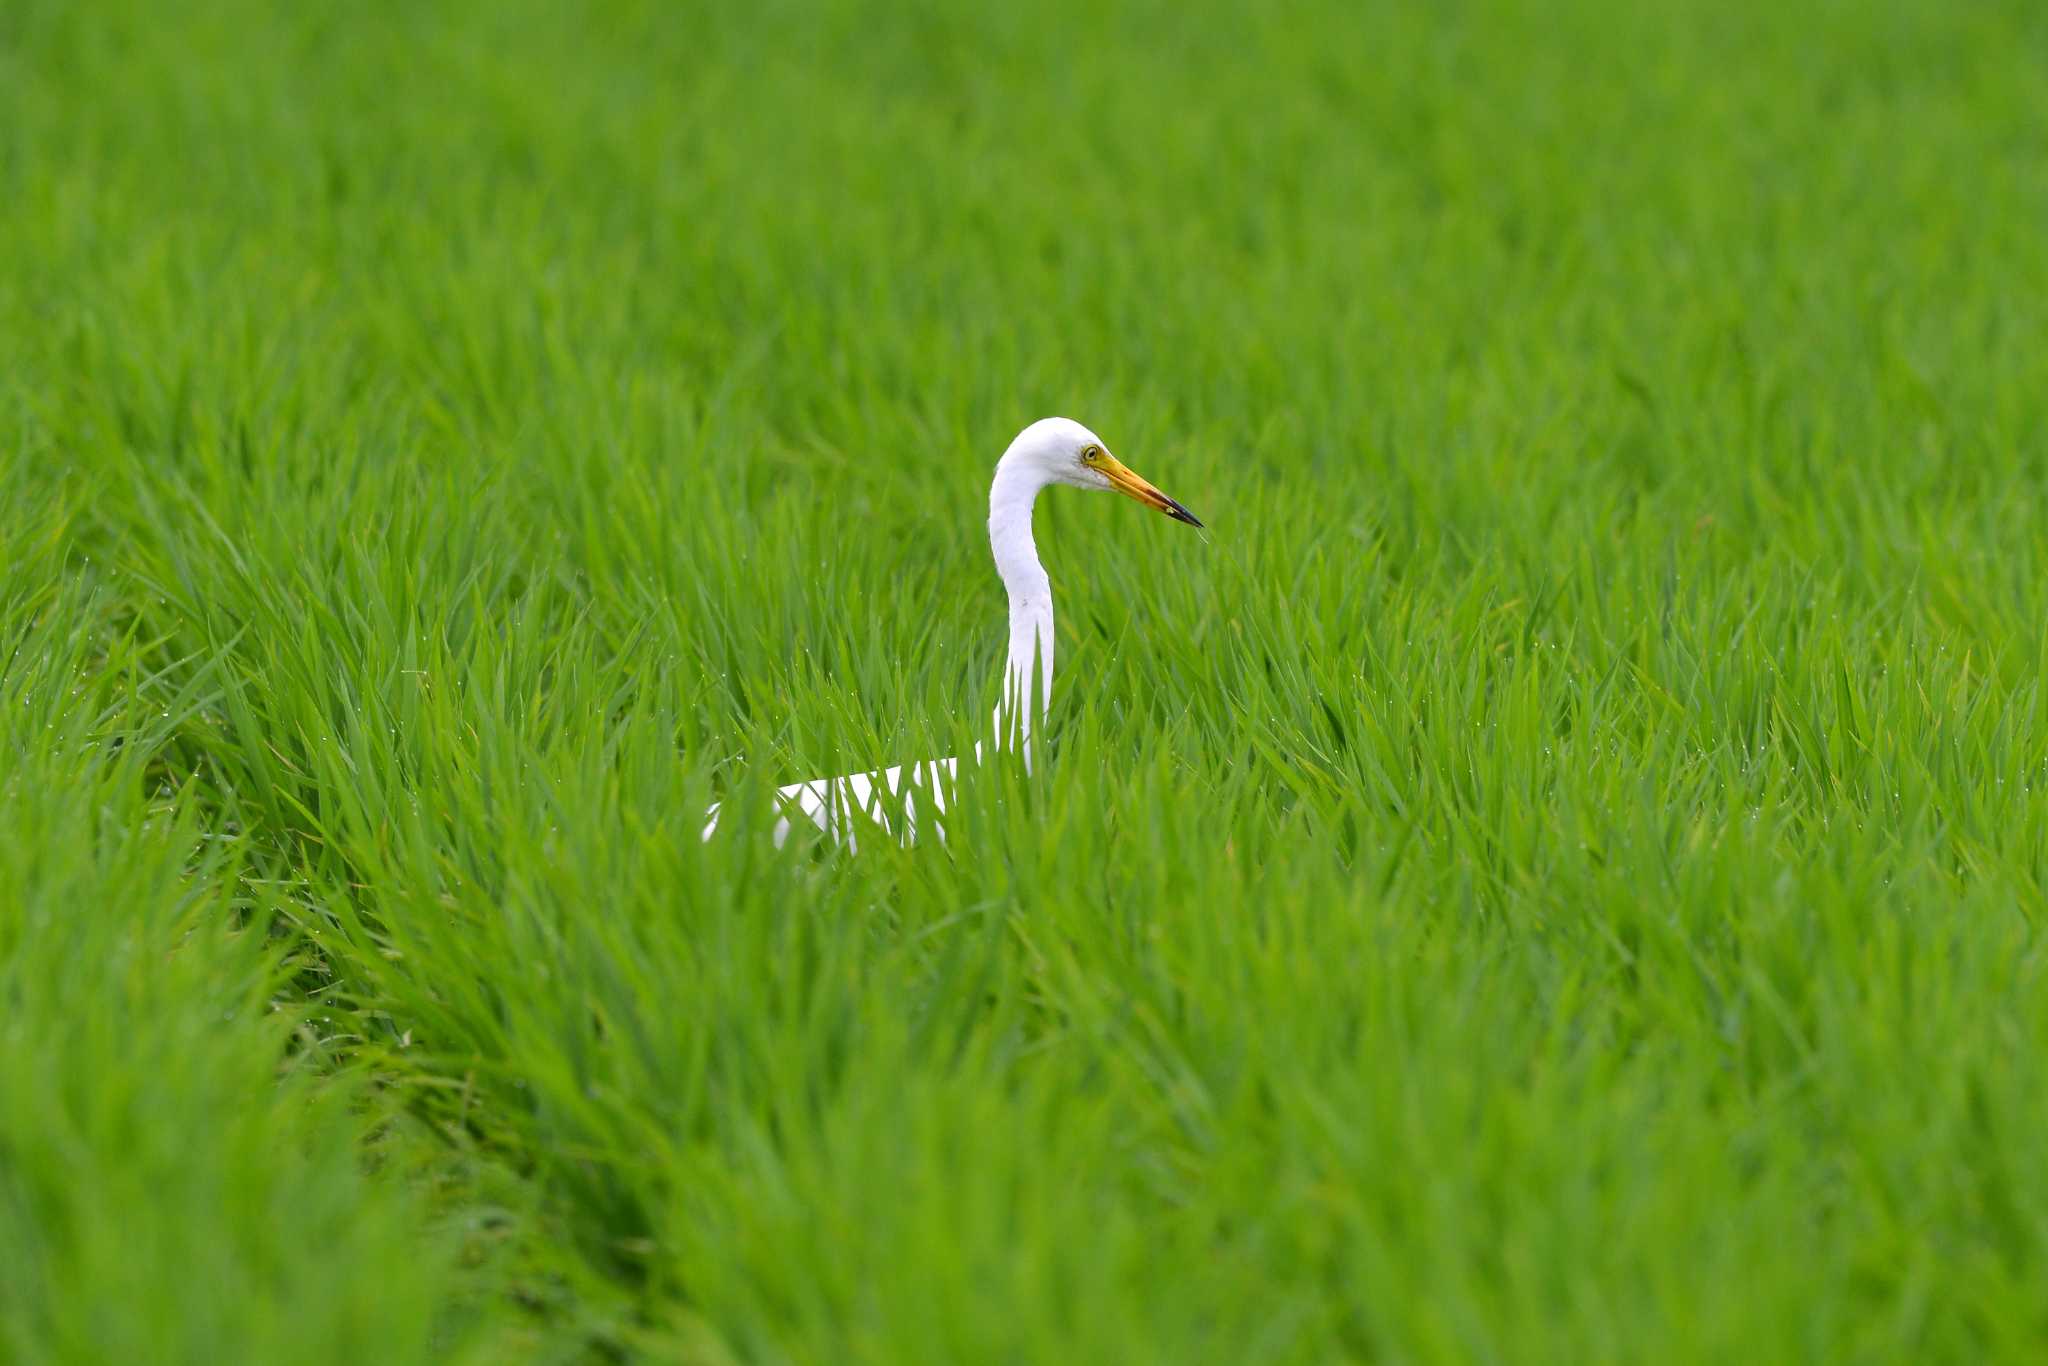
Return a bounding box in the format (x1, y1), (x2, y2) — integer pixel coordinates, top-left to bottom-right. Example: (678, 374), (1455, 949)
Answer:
(4, 0), (2048, 1359)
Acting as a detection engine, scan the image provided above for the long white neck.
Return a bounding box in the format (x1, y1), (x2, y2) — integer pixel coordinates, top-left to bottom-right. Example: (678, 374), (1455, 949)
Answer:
(987, 457), (1053, 757)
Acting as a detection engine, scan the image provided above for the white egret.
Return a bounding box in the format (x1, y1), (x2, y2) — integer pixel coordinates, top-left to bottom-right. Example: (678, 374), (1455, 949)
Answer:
(701, 417), (1202, 848)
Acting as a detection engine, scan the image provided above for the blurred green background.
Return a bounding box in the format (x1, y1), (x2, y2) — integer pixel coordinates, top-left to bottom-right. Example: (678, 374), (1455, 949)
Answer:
(4, 0), (2047, 1360)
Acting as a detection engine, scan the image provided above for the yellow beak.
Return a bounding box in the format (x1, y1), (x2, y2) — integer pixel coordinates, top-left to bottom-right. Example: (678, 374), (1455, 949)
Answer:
(1097, 454), (1204, 527)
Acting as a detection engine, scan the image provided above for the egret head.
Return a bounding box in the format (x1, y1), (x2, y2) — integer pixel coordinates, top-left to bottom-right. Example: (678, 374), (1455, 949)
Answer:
(1002, 416), (1204, 526)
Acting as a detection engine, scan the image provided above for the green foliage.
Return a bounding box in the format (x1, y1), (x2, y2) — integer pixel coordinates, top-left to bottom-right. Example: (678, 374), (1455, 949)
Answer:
(3, 0), (2047, 1358)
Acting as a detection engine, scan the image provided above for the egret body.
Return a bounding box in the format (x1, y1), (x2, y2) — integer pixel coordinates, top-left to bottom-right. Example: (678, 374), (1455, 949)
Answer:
(701, 417), (1201, 847)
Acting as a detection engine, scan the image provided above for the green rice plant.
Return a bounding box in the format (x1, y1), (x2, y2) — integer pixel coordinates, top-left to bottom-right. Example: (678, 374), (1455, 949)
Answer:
(3, 0), (2047, 1358)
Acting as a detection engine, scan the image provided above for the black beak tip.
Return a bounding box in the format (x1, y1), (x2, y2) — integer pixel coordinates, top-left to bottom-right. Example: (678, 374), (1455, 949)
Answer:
(1164, 497), (1204, 529)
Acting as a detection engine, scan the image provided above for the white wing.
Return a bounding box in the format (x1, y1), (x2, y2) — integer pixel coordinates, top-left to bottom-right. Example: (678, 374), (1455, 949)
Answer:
(700, 749), (972, 850)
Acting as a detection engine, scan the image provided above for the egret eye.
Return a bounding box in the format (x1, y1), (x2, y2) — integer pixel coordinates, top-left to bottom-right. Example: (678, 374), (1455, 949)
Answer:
(1082, 446), (1102, 464)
